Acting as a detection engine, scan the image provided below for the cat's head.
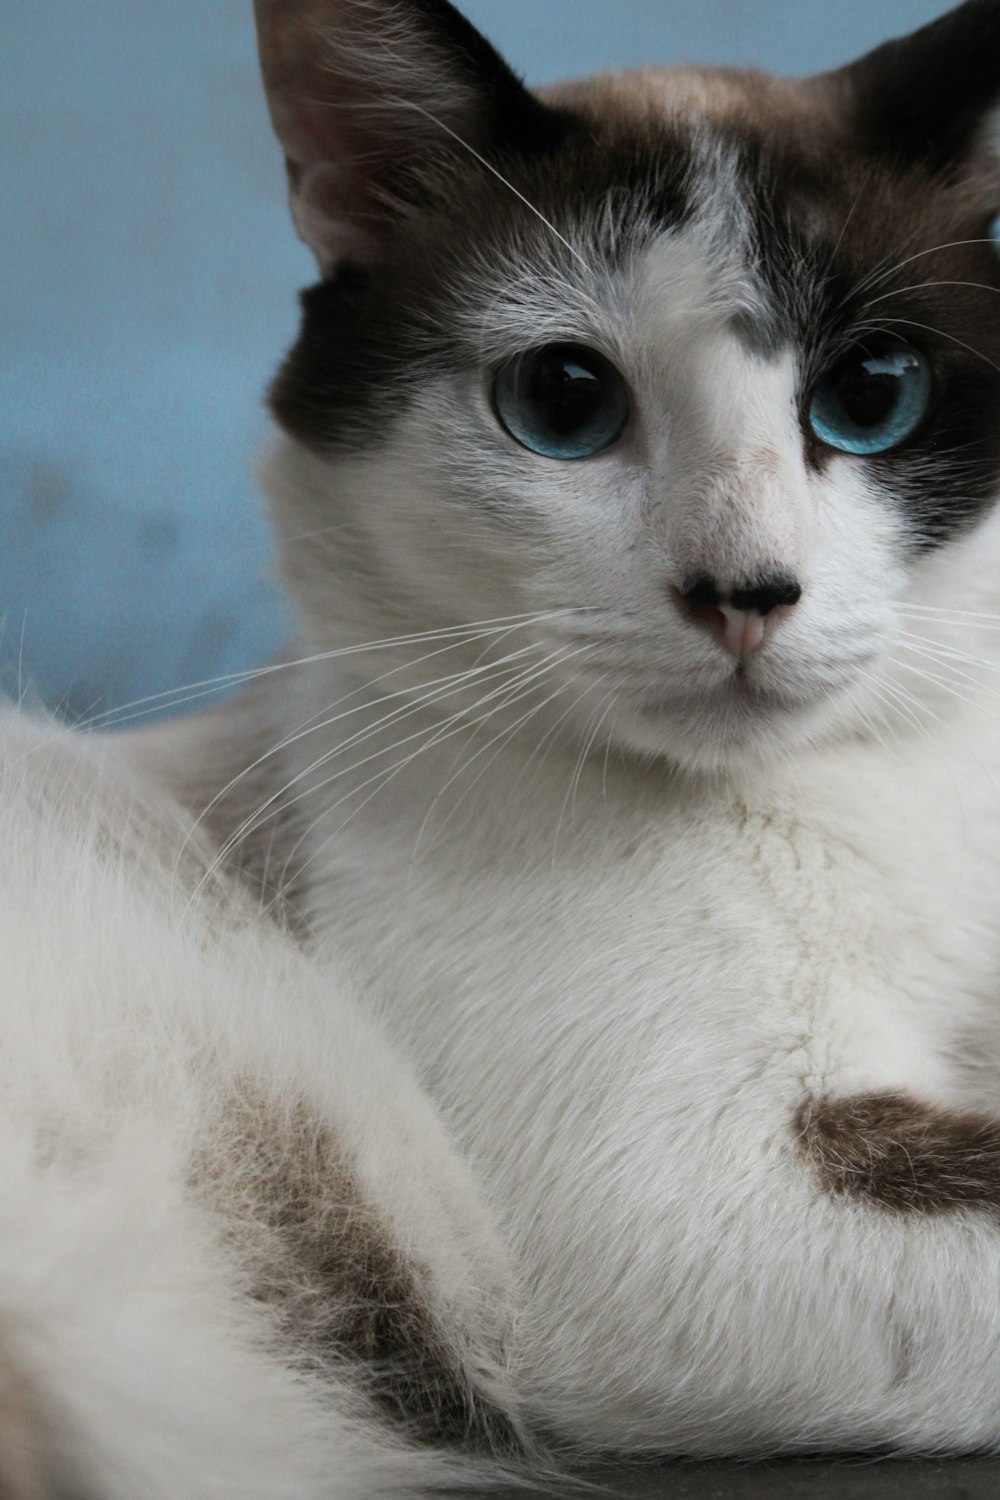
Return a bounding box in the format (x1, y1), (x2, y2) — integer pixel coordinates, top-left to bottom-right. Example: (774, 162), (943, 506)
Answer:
(254, 0), (1000, 773)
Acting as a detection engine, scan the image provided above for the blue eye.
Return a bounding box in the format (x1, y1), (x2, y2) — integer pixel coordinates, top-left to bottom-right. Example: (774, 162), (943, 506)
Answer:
(493, 344), (629, 459)
(808, 338), (932, 455)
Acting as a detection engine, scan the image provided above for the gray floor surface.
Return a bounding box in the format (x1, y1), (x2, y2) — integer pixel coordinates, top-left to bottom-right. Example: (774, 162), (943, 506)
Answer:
(494, 1458), (1000, 1497)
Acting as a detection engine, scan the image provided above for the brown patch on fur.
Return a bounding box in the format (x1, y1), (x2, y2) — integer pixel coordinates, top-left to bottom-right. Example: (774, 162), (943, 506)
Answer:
(191, 1083), (521, 1454)
(0, 1357), (53, 1500)
(796, 1092), (1000, 1214)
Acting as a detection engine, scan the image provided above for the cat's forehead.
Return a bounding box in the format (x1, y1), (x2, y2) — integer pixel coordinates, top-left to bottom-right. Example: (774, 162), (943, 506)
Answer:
(542, 65), (838, 139)
(542, 64), (978, 256)
(510, 63), (999, 357)
(271, 52), (1000, 467)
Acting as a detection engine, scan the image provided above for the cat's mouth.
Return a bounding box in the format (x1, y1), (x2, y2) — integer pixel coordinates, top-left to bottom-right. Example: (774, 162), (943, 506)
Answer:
(638, 676), (811, 722)
(722, 665), (813, 708)
(625, 655), (851, 767)
(638, 654), (821, 717)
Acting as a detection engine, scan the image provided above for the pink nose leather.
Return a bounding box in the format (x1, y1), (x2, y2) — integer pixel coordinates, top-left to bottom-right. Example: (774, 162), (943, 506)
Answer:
(705, 603), (768, 659)
(672, 580), (801, 661)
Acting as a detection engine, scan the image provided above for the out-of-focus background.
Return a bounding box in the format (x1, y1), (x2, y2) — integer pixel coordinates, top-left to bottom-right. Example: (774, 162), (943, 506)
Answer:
(0, 1), (952, 723)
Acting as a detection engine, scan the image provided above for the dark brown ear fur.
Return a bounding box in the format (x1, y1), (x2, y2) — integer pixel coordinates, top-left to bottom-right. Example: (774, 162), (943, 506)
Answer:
(830, 0), (1000, 171)
(253, 0), (568, 268)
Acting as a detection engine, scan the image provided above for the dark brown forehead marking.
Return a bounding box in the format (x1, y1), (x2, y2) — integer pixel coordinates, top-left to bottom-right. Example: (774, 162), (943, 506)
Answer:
(729, 115), (1000, 542)
(796, 1092), (1000, 1215)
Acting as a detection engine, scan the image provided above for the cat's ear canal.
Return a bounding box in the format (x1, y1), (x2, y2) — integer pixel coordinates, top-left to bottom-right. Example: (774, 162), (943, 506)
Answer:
(832, 0), (1000, 172)
(253, 0), (565, 271)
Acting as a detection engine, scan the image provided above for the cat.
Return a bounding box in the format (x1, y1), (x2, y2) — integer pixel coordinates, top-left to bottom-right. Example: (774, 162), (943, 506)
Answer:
(155, 0), (1000, 1456)
(10, 0), (1000, 1494)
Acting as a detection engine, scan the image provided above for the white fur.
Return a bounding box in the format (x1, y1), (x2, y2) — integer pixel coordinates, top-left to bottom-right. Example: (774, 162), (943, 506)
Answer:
(0, 709), (516, 1497)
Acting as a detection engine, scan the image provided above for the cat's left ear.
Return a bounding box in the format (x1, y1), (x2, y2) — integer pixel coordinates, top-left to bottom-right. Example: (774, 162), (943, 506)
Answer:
(831, 0), (1000, 174)
(253, 0), (565, 271)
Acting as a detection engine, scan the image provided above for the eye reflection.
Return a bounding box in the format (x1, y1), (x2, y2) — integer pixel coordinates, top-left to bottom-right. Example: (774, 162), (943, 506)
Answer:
(809, 337), (932, 456)
(493, 344), (629, 460)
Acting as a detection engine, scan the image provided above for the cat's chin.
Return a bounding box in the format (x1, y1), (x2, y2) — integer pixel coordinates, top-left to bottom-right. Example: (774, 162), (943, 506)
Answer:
(611, 685), (847, 775)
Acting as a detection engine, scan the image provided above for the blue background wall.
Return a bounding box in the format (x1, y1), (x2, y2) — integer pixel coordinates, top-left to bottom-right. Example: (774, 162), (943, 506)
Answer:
(0, 1), (951, 723)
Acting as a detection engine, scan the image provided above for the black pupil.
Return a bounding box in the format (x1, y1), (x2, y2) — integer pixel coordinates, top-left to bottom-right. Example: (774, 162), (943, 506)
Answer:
(831, 356), (900, 429)
(527, 350), (603, 434)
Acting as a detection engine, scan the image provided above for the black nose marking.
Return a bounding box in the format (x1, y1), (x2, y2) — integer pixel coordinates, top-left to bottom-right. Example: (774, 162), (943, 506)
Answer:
(681, 574), (802, 617)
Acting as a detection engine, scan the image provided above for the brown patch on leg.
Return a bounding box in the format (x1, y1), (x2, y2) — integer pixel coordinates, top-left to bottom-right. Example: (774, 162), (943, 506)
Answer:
(192, 1084), (522, 1455)
(795, 1092), (1000, 1214)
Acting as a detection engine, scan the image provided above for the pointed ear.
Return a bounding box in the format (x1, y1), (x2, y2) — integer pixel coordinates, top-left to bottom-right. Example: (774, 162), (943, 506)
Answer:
(253, 0), (564, 271)
(831, 0), (1000, 173)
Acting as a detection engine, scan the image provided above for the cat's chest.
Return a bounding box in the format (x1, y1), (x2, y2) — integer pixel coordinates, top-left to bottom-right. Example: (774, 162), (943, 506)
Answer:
(301, 727), (1000, 1129)
(294, 722), (1000, 1426)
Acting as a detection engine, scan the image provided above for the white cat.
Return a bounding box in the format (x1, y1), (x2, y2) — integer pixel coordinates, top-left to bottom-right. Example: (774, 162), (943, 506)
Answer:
(11, 0), (1000, 1494)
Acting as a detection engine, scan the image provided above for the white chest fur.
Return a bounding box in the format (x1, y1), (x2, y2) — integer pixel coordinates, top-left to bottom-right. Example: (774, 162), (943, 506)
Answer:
(291, 687), (1000, 1453)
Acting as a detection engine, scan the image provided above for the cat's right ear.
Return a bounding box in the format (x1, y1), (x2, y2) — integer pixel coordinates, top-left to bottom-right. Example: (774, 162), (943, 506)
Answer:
(253, 0), (563, 272)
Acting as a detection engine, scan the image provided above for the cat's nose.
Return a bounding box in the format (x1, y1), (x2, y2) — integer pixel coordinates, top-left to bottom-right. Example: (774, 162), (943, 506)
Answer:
(674, 574), (802, 660)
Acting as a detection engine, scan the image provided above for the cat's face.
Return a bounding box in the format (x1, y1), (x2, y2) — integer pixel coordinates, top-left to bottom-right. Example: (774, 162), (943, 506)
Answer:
(255, 0), (1000, 772)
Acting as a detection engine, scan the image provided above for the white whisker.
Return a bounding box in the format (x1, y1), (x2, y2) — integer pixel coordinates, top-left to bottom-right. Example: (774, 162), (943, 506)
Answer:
(899, 603), (1000, 626)
(858, 239), (996, 297)
(184, 635), (559, 906)
(551, 684), (617, 860)
(866, 279), (1000, 307)
(885, 655), (1000, 722)
(273, 644), (593, 901)
(407, 665), (597, 867)
(388, 96), (592, 274)
(89, 610), (586, 734)
(874, 316), (1000, 374)
(902, 639), (999, 673)
(253, 640), (592, 892)
(177, 613), (582, 885)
